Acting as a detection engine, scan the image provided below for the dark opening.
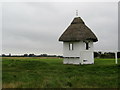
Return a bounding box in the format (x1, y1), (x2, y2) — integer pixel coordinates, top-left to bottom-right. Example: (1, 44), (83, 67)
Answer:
(83, 60), (87, 62)
(86, 42), (89, 50)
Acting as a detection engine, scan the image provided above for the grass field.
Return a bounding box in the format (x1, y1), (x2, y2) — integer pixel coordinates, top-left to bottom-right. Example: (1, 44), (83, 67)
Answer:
(2, 57), (119, 88)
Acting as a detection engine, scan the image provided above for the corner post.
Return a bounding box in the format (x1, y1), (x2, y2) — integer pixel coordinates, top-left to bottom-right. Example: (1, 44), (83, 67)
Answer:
(115, 51), (118, 64)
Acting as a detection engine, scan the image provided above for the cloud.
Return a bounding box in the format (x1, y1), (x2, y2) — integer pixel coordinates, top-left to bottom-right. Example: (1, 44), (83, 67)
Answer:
(2, 2), (118, 55)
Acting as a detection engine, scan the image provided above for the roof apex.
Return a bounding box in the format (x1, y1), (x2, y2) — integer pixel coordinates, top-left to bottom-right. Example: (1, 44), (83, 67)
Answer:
(71, 17), (84, 24)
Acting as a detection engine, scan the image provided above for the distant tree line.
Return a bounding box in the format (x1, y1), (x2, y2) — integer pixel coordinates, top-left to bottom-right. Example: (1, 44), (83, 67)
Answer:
(94, 52), (120, 58)
(1, 52), (120, 58)
(1, 53), (63, 58)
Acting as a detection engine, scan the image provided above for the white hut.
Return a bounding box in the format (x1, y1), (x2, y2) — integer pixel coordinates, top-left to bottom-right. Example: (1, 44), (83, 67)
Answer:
(59, 17), (98, 65)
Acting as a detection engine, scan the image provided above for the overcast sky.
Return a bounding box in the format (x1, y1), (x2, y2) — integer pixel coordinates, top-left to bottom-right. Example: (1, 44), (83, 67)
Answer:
(2, 2), (118, 55)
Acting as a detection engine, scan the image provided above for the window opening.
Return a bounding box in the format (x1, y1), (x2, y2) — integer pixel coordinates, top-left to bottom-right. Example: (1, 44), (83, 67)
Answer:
(69, 43), (73, 50)
(86, 42), (89, 50)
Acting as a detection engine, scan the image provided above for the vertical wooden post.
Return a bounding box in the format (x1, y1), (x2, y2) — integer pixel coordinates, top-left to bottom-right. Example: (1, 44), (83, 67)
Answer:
(115, 51), (118, 64)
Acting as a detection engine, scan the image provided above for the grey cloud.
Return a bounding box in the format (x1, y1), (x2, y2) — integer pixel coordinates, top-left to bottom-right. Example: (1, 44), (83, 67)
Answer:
(2, 2), (118, 55)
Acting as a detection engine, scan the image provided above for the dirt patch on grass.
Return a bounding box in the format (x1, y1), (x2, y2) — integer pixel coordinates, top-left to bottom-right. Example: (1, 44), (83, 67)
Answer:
(2, 82), (24, 88)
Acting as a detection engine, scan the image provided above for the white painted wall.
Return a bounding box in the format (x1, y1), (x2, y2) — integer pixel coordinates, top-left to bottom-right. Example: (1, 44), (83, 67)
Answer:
(63, 41), (94, 65)
(80, 51), (94, 64)
(63, 58), (80, 64)
(63, 42), (78, 57)
(63, 41), (84, 57)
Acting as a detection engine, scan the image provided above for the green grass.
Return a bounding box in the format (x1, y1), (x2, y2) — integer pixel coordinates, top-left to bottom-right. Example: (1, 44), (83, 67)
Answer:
(2, 57), (119, 88)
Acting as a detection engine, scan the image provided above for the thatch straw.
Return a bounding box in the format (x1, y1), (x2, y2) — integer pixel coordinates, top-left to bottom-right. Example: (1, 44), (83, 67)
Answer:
(59, 17), (98, 42)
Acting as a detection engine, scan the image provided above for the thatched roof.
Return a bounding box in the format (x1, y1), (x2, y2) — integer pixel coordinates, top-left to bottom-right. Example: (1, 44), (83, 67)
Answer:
(59, 17), (98, 42)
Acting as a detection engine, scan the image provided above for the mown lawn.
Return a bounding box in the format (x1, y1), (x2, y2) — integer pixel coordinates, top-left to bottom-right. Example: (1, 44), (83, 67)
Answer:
(2, 57), (119, 88)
